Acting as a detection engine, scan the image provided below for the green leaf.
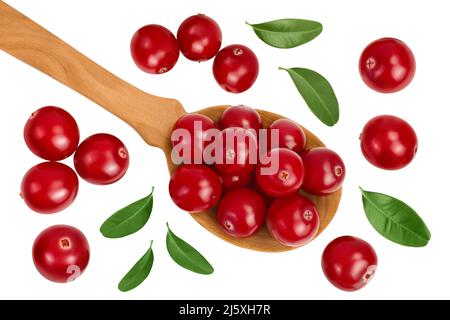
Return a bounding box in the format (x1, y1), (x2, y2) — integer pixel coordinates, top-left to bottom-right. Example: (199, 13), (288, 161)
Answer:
(360, 187), (431, 247)
(246, 19), (322, 48)
(118, 241), (154, 292)
(280, 67), (339, 126)
(166, 223), (214, 275)
(100, 187), (154, 238)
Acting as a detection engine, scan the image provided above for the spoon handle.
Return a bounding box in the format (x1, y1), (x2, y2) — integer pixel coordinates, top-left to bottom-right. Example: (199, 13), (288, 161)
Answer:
(0, 1), (184, 149)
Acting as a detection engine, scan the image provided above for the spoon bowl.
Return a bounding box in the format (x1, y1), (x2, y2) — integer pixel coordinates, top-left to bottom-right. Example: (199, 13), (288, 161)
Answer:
(189, 105), (341, 252)
(0, 1), (341, 252)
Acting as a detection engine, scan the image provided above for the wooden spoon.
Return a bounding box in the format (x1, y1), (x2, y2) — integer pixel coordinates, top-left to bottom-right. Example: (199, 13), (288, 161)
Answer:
(0, 1), (341, 252)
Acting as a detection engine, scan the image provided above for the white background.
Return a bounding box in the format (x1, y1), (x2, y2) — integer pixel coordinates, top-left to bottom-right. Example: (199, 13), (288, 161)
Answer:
(0, 0), (448, 300)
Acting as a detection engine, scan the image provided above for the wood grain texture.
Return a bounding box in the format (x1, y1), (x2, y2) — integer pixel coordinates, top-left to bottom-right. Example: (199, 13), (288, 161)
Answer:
(0, 1), (341, 252)
(0, 0), (185, 149)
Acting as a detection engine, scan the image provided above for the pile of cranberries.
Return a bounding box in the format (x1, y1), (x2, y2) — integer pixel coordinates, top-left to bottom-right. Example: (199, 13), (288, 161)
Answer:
(168, 105), (346, 247)
(130, 14), (259, 93)
(21, 106), (130, 283)
(22, 106), (130, 214)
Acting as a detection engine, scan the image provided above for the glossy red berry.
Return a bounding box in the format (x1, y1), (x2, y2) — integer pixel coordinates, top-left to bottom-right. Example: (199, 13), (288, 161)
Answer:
(219, 170), (253, 193)
(169, 164), (222, 213)
(256, 148), (304, 197)
(219, 105), (262, 132)
(251, 179), (277, 207)
(171, 113), (216, 164)
(21, 162), (79, 214)
(24, 106), (79, 161)
(213, 44), (259, 93)
(216, 188), (266, 237)
(302, 147), (345, 195)
(33, 225), (90, 283)
(74, 133), (129, 185)
(322, 236), (378, 291)
(130, 24), (179, 74)
(214, 127), (258, 175)
(267, 119), (306, 154)
(177, 14), (222, 61)
(360, 115), (418, 170)
(359, 37), (415, 93)
(267, 195), (319, 247)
